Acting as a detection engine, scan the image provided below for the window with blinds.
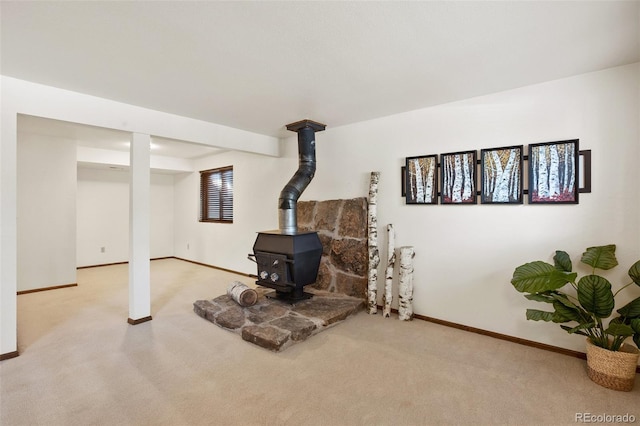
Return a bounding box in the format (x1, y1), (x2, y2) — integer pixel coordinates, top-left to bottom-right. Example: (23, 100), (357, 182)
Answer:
(200, 166), (233, 223)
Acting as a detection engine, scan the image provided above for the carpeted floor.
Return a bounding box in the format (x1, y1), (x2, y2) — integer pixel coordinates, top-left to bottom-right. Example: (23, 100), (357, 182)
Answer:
(1, 258), (638, 426)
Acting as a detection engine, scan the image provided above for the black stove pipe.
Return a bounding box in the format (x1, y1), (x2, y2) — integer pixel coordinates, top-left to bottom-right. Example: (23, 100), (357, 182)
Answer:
(279, 120), (326, 234)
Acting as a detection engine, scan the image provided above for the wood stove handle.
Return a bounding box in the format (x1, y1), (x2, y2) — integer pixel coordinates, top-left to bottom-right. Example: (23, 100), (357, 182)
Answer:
(247, 253), (295, 264)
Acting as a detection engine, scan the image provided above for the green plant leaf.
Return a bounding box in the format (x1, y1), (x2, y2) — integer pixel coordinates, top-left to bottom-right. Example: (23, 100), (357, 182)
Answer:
(617, 296), (640, 319)
(511, 262), (575, 293)
(554, 251), (572, 272)
(628, 260), (640, 286)
(609, 316), (627, 326)
(552, 301), (582, 323)
(551, 312), (572, 323)
(560, 325), (589, 336)
(526, 309), (554, 322)
(630, 319), (640, 348)
(577, 275), (614, 318)
(580, 244), (618, 271)
(549, 292), (577, 308)
(605, 322), (634, 337)
(524, 293), (556, 303)
(551, 293), (594, 323)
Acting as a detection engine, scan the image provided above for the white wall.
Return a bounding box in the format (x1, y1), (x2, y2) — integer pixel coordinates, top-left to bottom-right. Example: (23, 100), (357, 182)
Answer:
(76, 168), (175, 267)
(149, 173), (175, 260)
(173, 149), (295, 272)
(1, 75), (278, 355)
(2, 64), (638, 356)
(17, 132), (77, 291)
(175, 63), (640, 353)
(311, 63), (639, 354)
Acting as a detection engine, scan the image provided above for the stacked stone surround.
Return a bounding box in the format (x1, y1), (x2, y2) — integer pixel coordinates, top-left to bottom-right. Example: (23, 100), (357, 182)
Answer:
(297, 197), (368, 300)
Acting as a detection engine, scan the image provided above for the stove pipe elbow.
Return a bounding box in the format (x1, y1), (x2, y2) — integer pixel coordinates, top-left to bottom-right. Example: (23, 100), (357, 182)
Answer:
(279, 120), (326, 234)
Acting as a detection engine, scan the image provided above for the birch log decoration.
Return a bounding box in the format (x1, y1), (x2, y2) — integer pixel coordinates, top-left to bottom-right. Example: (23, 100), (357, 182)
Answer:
(367, 171), (381, 314)
(227, 281), (258, 307)
(398, 246), (415, 321)
(383, 224), (396, 318)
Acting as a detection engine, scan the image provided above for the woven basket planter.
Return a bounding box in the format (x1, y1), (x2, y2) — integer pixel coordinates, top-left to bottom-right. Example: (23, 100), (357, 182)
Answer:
(585, 338), (639, 392)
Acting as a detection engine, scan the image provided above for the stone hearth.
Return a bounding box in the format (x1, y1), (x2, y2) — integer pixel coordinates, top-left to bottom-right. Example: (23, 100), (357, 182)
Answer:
(194, 288), (363, 351)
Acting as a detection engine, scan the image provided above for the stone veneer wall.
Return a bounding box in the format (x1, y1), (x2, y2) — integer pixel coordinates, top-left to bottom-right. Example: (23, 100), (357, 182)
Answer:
(297, 197), (368, 300)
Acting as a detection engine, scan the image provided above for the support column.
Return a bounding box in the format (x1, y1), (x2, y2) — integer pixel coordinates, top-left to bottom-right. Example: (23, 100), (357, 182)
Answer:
(128, 133), (152, 324)
(0, 111), (19, 359)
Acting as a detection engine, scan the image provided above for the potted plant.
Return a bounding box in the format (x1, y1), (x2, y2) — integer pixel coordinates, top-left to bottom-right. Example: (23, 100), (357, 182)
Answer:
(510, 244), (640, 391)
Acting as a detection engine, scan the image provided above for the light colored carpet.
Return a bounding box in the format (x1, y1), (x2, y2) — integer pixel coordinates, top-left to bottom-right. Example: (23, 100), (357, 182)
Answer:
(1, 258), (638, 426)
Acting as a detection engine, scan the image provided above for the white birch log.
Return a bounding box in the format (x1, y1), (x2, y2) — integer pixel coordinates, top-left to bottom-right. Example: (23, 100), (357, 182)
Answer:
(367, 171), (380, 314)
(383, 224), (396, 318)
(227, 281), (258, 307)
(398, 246), (415, 321)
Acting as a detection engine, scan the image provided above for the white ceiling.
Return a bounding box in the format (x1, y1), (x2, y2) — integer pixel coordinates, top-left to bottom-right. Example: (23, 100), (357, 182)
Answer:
(2, 1), (639, 146)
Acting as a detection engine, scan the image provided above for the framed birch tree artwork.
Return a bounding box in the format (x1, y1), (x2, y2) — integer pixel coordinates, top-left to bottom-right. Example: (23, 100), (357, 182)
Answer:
(405, 155), (438, 204)
(441, 150), (477, 204)
(528, 139), (579, 204)
(480, 145), (523, 204)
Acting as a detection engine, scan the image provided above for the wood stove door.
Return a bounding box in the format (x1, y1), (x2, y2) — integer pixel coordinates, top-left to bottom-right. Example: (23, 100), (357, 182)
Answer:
(254, 251), (290, 287)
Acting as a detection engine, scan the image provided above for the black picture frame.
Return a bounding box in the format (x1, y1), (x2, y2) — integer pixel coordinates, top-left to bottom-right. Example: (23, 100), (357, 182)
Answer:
(528, 139), (579, 204)
(440, 150), (477, 204)
(480, 145), (523, 204)
(405, 155), (438, 204)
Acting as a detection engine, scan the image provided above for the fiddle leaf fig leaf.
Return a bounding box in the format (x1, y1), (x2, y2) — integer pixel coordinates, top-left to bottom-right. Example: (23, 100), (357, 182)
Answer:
(577, 275), (614, 318)
(554, 251), (572, 272)
(628, 260), (640, 286)
(605, 322), (634, 337)
(580, 245), (618, 271)
(526, 309), (554, 322)
(617, 296), (640, 319)
(512, 262), (575, 293)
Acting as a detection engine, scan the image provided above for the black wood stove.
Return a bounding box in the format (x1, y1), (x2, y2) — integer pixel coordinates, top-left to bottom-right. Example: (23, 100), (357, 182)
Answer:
(248, 119), (326, 302)
(251, 230), (322, 301)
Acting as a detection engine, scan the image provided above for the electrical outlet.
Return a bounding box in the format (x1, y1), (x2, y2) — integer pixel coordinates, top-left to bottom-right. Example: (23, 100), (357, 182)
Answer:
(187, 243), (190, 250)
(101, 247), (106, 253)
